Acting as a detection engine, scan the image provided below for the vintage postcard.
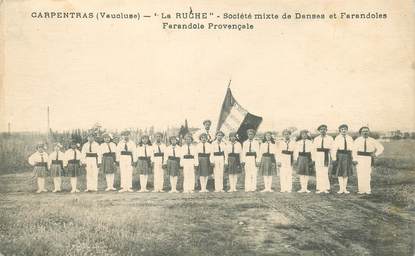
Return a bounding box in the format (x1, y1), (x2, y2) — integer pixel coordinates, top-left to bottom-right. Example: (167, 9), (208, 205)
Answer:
(0, 0), (414, 255)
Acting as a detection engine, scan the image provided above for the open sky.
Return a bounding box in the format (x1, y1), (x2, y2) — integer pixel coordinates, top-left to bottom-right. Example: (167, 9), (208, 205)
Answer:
(1, 0), (414, 133)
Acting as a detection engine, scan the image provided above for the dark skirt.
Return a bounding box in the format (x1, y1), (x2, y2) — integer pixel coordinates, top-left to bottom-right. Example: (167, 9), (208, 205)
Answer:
(136, 158), (152, 175)
(227, 154), (241, 174)
(50, 164), (63, 177)
(297, 155), (313, 176)
(66, 163), (81, 177)
(198, 155), (212, 177)
(259, 155), (276, 176)
(102, 155), (116, 174)
(167, 158), (180, 177)
(333, 151), (353, 177)
(34, 166), (48, 177)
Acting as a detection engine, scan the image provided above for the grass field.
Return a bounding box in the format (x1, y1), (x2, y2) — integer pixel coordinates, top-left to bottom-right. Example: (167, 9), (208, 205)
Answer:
(0, 140), (414, 255)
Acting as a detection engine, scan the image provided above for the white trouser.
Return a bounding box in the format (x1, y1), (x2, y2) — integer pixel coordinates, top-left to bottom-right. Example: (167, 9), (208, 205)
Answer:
(53, 177), (61, 191)
(315, 166), (330, 191)
(170, 176), (178, 191)
(70, 177), (77, 191)
(85, 157), (98, 191)
(338, 177), (349, 192)
(119, 156), (133, 189)
(279, 166), (293, 192)
(244, 156), (257, 191)
(213, 156), (224, 191)
(153, 157), (164, 191)
(356, 156), (372, 193)
(182, 160), (195, 192)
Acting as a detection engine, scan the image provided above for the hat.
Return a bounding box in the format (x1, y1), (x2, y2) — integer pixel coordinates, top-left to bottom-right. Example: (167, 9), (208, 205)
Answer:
(87, 133), (95, 138)
(199, 132), (208, 140)
(216, 130), (225, 136)
(169, 136), (178, 142)
(338, 124), (348, 130)
(359, 126), (370, 134)
(103, 133), (113, 139)
(246, 128), (256, 134)
(203, 119), (212, 125)
(317, 124), (327, 131)
(155, 132), (163, 137)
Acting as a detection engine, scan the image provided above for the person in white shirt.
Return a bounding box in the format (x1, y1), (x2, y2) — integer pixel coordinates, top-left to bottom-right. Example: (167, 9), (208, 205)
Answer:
(196, 133), (213, 192)
(152, 132), (166, 192)
(64, 141), (82, 193)
(81, 134), (101, 192)
(241, 129), (260, 192)
(353, 126), (384, 194)
(195, 120), (214, 143)
(312, 125), (334, 194)
(212, 131), (226, 192)
(100, 133), (117, 191)
(332, 124), (355, 194)
(277, 129), (296, 193)
(48, 143), (64, 193)
(136, 135), (153, 192)
(164, 136), (181, 193)
(259, 132), (277, 192)
(180, 134), (198, 193)
(294, 130), (314, 193)
(28, 143), (49, 193)
(225, 132), (242, 192)
(116, 131), (136, 192)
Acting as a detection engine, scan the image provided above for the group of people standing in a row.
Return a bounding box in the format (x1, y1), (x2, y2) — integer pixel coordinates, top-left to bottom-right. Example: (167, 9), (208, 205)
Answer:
(28, 120), (384, 195)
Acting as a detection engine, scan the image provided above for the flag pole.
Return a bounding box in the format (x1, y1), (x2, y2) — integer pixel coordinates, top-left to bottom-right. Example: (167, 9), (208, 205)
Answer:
(227, 79), (232, 89)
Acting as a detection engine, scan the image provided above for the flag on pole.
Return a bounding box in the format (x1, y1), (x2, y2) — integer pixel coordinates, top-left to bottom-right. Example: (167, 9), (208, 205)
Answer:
(216, 87), (263, 142)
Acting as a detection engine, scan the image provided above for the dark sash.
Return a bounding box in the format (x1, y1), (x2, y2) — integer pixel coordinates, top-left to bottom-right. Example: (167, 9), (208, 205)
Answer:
(138, 156), (151, 161)
(198, 153), (210, 158)
(357, 151), (374, 166)
(245, 152), (257, 157)
(213, 152), (225, 156)
(68, 159), (80, 165)
(299, 152), (312, 160)
(168, 156), (180, 161)
(262, 152), (276, 163)
(183, 155), (194, 159)
(154, 153), (164, 157)
(337, 149), (351, 154)
(317, 148), (330, 167)
(120, 151), (133, 164)
(86, 152), (98, 158)
(282, 150), (294, 165)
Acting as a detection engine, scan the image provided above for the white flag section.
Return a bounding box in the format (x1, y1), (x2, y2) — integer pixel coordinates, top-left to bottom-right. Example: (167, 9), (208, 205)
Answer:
(216, 87), (262, 142)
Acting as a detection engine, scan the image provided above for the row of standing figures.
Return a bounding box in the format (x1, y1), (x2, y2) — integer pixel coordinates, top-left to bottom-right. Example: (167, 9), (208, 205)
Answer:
(28, 124), (384, 195)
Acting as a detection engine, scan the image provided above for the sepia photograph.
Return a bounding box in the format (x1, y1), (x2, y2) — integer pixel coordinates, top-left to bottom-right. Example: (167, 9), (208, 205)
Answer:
(0, 0), (414, 255)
